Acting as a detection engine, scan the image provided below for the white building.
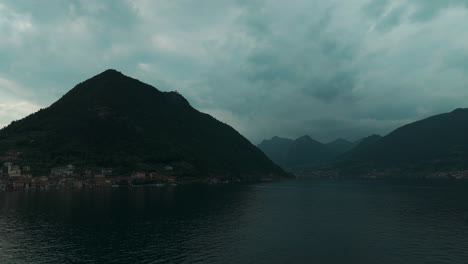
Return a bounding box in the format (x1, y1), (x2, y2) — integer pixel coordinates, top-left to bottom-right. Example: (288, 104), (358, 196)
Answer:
(51, 164), (75, 177)
(8, 165), (22, 177)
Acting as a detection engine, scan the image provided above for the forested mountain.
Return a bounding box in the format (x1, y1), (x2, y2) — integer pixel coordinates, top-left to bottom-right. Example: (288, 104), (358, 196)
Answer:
(0, 70), (286, 179)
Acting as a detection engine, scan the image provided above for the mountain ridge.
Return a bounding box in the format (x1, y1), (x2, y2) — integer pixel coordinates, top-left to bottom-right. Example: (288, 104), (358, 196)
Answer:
(339, 108), (468, 168)
(257, 135), (355, 170)
(278, 108), (468, 178)
(259, 107), (468, 178)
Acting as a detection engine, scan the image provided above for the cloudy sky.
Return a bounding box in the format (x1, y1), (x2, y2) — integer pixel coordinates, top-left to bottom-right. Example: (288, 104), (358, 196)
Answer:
(1, 0), (468, 143)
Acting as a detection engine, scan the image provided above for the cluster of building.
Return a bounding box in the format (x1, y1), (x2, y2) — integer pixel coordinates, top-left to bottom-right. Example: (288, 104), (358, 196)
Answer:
(303, 168), (468, 180)
(426, 170), (468, 179)
(0, 162), (177, 192)
(0, 151), (21, 162)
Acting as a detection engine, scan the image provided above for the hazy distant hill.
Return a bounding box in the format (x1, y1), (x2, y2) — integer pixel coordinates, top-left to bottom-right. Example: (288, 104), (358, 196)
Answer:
(262, 108), (468, 178)
(256, 136), (293, 167)
(326, 138), (355, 155)
(340, 134), (382, 158)
(287, 135), (331, 167)
(0, 69), (286, 179)
(258, 135), (354, 170)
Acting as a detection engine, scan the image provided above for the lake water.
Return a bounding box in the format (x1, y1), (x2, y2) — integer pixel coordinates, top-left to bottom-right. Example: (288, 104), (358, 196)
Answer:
(1, 179), (468, 263)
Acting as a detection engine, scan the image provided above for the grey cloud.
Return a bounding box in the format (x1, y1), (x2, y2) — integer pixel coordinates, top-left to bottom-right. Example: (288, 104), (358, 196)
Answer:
(362, 0), (389, 19)
(1, 0), (468, 144)
(304, 72), (358, 103)
(375, 5), (407, 32)
(444, 51), (468, 72)
(409, 0), (468, 22)
(363, 0), (468, 31)
(223, 4), (360, 106)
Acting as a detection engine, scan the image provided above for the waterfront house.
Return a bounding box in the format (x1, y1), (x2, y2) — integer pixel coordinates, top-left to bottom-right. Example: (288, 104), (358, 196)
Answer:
(132, 172), (146, 179)
(57, 179), (67, 189)
(167, 176), (176, 183)
(51, 164), (75, 177)
(57, 178), (79, 189)
(39, 177), (51, 189)
(8, 165), (22, 177)
(96, 179), (111, 188)
(39, 176), (49, 182)
(51, 167), (63, 176)
(205, 177), (220, 184)
(11, 180), (27, 190)
(87, 178), (111, 188)
(2, 164), (10, 176)
(30, 177), (49, 189)
(84, 169), (94, 178)
(102, 168), (113, 176)
(31, 177), (41, 189)
(150, 172), (170, 181)
(110, 176), (130, 186)
(149, 173), (172, 182)
(73, 180), (83, 189)
(3, 162), (13, 169)
(0, 151), (20, 161)
(22, 173), (32, 179)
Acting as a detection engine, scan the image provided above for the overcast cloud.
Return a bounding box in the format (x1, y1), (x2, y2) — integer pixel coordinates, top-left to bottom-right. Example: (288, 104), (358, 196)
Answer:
(1, 0), (468, 143)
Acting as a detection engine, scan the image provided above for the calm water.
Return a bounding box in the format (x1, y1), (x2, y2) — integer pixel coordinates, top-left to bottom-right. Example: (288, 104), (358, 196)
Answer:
(1, 179), (468, 264)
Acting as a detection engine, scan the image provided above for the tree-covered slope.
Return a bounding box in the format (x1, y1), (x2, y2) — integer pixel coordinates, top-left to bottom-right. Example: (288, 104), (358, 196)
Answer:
(333, 108), (468, 175)
(349, 109), (468, 164)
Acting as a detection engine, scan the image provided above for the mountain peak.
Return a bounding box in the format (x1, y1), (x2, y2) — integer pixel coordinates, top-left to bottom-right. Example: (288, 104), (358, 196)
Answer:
(271, 136), (292, 141)
(295, 135), (323, 145)
(296, 135), (312, 141)
(82, 69), (143, 87)
(88, 69), (126, 81)
(99, 69), (124, 76)
(328, 138), (351, 144)
(54, 69), (164, 109)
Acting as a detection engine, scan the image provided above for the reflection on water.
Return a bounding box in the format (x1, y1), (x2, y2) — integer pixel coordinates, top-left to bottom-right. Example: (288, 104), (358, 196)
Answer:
(1, 180), (468, 263)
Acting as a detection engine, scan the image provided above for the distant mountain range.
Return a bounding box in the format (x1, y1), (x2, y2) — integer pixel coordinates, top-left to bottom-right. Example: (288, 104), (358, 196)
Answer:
(257, 135), (356, 169)
(0, 70), (286, 180)
(259, 108), (468, 178)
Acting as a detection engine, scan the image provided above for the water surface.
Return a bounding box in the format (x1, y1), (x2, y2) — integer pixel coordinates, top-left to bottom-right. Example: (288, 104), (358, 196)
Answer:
(1, 179), (468, 263)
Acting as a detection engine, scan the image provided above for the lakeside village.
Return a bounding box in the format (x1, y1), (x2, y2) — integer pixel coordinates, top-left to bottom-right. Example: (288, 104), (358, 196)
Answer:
(0, 161), (180, 192)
